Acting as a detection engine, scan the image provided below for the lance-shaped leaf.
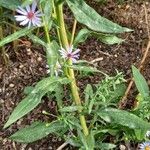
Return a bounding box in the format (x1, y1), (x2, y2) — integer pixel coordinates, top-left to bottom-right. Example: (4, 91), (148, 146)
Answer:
(66, 0), (132, 33)
(4, 77), (69, 128)
(10, 121), (66, 143)
(132, 65), (149, 98)
(74, 28), (124, 46)
(98, 108), (150, 130)
(0, 0), (21, 10)
(46, 41), (59, 76)
(0, 28), (33, 47)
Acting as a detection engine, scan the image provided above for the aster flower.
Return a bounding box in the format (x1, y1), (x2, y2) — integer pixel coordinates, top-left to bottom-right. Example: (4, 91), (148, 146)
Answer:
(46, 62), (62, 76)
(59, 45), (80, 63)
(15, 1), (42, 28)
(139, 142), (150, 150)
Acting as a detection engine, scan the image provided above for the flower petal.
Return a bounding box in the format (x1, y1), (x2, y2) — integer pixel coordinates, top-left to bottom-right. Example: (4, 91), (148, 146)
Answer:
(16, 7), (27, 15)
(19, 18), (29, 26)
(15, 15), (27, 21)
(72, 49), (80, 55)
(31, 1), (37, 12)
(26, 5), (31, 12)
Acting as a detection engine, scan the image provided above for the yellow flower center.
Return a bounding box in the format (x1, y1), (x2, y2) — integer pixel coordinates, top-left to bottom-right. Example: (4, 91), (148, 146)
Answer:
(145, 146), (150, 150)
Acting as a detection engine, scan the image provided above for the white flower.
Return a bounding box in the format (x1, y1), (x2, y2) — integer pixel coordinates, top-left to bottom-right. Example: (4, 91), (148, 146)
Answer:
(59, 45), (80, 63)
(46, 62), (62, 76)
(139, 142), (150, 150)
(146, 131), (150, 138)
(14, 1), (42, 28)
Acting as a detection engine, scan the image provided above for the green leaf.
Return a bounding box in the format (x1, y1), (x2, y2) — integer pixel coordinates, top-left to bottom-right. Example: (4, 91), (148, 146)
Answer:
(74, 28), (91, 46)
(0, 28), (33, 47)
(66, 64), (103, 74)
(21, 0), (33, 7)
(0, 0), (21, 10)
(95, 34), (124, 45)
(40, 0), (53, 30)
(23, 86), (34, 95)
(66, 0), (132, 33)
(132, 65), (149, 98)
(59, 106), (83, 112)
(74, 28), (124, 46)
(10, 121), (66, 143)
(46, 41), (59, 76)
(28, 34), (46, 47)
(84, 84), (93, 106)
(95, 142), (116, 150)
(4, 77), (69, 128)
(98, 108), (150, 130)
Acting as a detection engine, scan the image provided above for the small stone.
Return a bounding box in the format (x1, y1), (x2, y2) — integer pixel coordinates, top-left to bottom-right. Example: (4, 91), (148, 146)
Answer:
(19, 64), (24, 69)
(9, 84), (15, 88)
(0, 99), (4, 104)
(119, 145), (126, 150)
(114, 54), (118, 57)
(27, 48), (32, 55)
(37, 57), (42, 62)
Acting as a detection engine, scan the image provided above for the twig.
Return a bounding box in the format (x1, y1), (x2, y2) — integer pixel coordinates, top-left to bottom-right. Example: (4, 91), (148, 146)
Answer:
(70, 19), (77, 46)
(118, 3), (150, 109)
(56, 142), (68, 150)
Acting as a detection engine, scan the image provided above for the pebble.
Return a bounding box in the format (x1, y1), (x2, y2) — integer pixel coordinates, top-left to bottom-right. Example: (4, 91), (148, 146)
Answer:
(9, 83), (15, 88)
(19, 64), (24, 69)
(119, 145), (126, 150)
(37, 57), (42, 62)
(0, 99), (4, 104)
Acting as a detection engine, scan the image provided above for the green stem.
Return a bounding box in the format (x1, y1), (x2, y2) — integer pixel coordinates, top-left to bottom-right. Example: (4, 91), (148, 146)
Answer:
(39, 5), (51, 44)
(55, 3), (89, 136)
(55, 3), (69, 48)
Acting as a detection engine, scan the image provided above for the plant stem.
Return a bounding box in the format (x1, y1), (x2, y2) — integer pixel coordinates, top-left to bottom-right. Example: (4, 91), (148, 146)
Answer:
(39, 5), (51, 44)
(55, 3), (69, 48)
(70, 19), (77, 45)
(55, 3), (89, 136)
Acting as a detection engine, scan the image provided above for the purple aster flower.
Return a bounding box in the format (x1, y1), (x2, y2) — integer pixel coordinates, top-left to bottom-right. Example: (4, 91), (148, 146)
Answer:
(139, 142), (150, 150)
(59, 45), (80, 63)
(14, 1), (42, 28)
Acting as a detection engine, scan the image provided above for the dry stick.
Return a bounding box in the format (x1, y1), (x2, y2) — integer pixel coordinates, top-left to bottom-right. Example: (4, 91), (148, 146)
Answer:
(119, 3), (150, 109)
(56, 142), (68, 150)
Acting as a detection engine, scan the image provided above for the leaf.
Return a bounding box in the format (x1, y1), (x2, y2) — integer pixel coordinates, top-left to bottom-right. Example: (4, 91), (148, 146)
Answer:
(95, 142), (116, 150)
(98, 108), (150, 130)
(0, 28), (33, 47)
(21, 0), (33, 7)
(4, 77), (69, 128)
(74, 28), (91, 46)
(10, 121), (66, 143)
(132, 65), (149, 98)
(28, 34), (46, 47)
(59, 106), (83, 112)
(46, 41), (59, 76)
(84, 84), (93, 106)
(23, 86), (34, 95)
(0, 0), (21, 10)
(41, 0), (53, 30)
(66, 0), (132, 33)
(95, 34), (124, 45)
(74, 28), (124, 46)
(66, 64), (101, 73)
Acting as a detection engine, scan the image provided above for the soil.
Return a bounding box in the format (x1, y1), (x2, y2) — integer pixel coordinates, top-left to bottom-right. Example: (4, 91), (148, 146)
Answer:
(1, 0), (150, 150)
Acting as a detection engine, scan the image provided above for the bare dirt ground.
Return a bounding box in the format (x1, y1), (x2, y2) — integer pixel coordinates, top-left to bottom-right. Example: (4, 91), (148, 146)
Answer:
(1, 0), (150, 149)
